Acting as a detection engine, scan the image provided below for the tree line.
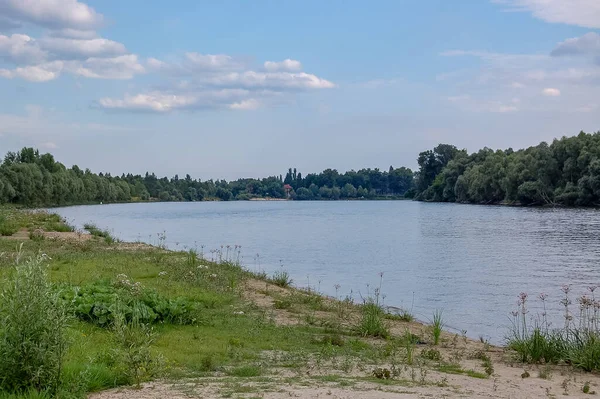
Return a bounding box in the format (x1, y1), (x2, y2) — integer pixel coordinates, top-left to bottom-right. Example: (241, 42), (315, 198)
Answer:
(414, 131), (600, 206)
(0, 148), (413, 206)
(2, 130), (600, 207)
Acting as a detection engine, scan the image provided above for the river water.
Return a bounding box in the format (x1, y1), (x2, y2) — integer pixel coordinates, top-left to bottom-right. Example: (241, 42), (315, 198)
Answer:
(53, 201), (600, 343)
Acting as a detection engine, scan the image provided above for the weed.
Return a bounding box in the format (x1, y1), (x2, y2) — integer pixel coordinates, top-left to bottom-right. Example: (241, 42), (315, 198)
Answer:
(0, 253), (70, 394)
(403, 329), (415, 365)
(274, 298), (292, 310)
(538, 365), (552, 379)
(432, 310), (444, 346)
(421, 348), (442, 361)
(270, 267), (292, 288)
(112, 306), (162, 388)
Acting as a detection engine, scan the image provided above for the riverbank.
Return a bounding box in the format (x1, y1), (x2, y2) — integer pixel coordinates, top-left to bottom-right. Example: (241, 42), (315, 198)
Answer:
(0, 207), (599, 398)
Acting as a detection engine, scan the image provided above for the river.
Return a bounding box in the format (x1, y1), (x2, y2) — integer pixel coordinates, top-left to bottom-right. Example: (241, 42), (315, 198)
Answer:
(53, 201), (600, 343)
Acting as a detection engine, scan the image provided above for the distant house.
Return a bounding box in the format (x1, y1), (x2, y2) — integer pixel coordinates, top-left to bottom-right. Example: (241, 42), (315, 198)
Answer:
(283, 184), (293, 198)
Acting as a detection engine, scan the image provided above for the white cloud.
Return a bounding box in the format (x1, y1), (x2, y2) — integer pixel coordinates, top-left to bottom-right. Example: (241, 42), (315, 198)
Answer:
(72, 55), (144, 79)
(551, 32), (600, 57)
(0, 60), (64, 81)
(99, 92), (198, 112)
(185, 52), (243, 71)
(264, 59), (302, 72)
(199, 71), (335, 90)
(0, 0), (103, 29)
(511, 82), (525, 88)
(229, 98), (260, 110)
(493, 0), (600, 29)
(0, 33), (46, 64)
(39, 37), (127, 59)
(542, 87), (561, 96)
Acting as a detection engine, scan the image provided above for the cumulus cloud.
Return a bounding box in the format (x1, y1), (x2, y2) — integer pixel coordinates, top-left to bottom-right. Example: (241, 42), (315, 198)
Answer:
(99, 92), (198, 112)
(264, 59), (302, 72)
(98, 88), (259, 112)
(0, 0), (103, 29)
(542, 87), (561, 96)
(0, 33), (46, 64)
(197, 71), (335, 90)
(0, 61), (64, 81)
(117, 55), (335, 113)
(0, 55), (144, 81)
(39, 36), (127, 59)
(493, 0), (600, 29)
(551, 32), (600, 57)
(73, 54), (144, 79)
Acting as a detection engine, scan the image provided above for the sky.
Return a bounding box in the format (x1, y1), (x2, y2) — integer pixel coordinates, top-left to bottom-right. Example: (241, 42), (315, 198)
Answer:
(0, 0), (599, 180)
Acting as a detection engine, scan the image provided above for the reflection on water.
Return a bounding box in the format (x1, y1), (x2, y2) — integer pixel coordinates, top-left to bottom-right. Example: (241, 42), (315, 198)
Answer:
(53, 201), (600, 343)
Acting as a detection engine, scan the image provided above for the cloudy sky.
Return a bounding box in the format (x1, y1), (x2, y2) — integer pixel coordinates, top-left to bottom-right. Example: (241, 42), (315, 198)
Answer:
(0, 0), (599, 179)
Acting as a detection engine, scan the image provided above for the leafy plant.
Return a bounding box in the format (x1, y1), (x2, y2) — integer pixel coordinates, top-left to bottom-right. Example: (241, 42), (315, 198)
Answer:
(63, 278), (198, 327)
(0, 253), (70, 394)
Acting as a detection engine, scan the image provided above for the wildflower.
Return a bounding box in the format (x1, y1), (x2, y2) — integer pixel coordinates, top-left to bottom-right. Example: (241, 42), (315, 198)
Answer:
(158, 271), (168, 277)
(561, 285), (571, 294)
(233, 311), (244, 315)
(518, 292), (528, 302)
(539, 293), (548, 301)
(210, 273), (217, 279)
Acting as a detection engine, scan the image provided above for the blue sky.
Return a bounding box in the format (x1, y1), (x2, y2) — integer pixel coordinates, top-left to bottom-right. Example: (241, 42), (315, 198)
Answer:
(0, 0), (599, 180)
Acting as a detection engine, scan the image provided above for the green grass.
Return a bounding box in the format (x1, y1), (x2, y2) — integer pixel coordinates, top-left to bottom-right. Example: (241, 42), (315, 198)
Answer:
(436, 363), (488, 379)
(83, 223), (116, 243)
(0, 208), (73, 236)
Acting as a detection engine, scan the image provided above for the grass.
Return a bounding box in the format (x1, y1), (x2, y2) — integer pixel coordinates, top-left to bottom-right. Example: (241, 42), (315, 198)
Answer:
(83, 223), (116, 244)
(4, 206), (595, 399)
(432, 310), (444, 346)
(506, 290), (600, 372)
(270, 268), (292, 288)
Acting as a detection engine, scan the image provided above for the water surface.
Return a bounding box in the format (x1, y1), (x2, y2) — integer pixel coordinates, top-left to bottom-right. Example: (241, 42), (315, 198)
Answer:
(53, 201), (600, 343)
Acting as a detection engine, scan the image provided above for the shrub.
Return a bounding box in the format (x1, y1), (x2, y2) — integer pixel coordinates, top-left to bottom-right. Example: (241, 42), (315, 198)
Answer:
(0, 254), (70, 394)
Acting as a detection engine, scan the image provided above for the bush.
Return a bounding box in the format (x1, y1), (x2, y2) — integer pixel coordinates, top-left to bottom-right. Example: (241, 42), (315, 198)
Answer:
(0, 254), (70, 394)
(0, 215), (18, 236)
(63, 278), (198, 327)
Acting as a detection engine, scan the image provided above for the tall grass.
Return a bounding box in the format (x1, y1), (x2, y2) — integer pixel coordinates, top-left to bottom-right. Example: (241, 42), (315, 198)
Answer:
(432, 310), (444, 345)
(507, 287), (600, 371)
(83, 223), (116, 244)
(0, 252), (70, 394)
(357, 274), (389, 338)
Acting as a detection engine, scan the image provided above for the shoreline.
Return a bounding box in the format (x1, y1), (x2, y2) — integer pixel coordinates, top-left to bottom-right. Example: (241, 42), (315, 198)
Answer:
(1, 207), (600, 399)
